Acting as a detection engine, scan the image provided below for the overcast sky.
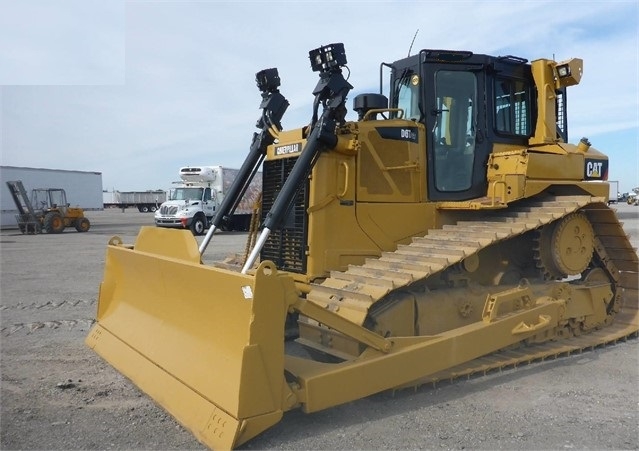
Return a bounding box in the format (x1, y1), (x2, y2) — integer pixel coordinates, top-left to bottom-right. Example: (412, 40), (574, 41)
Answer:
(0, 0), (637, 193)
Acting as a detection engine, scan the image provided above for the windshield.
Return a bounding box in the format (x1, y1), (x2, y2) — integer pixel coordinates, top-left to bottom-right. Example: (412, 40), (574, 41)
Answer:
(170, 187), (203, 201)
(393, 70), (421, 121)
(32, 189), (66, 208)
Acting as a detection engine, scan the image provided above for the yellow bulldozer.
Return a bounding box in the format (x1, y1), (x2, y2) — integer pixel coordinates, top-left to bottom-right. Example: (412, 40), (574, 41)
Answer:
(86, 44), (638, 449)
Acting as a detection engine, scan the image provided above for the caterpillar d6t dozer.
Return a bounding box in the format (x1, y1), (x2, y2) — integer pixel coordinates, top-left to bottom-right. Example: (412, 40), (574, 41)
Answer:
(86, 44), (638, 449)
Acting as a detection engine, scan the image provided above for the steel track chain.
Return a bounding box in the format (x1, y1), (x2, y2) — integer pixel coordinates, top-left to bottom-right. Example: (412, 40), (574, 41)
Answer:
(305, 196), (639, 385)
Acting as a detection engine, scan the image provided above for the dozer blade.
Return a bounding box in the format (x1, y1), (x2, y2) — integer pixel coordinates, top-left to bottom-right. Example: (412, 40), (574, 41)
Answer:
(85, 227), (298, 449)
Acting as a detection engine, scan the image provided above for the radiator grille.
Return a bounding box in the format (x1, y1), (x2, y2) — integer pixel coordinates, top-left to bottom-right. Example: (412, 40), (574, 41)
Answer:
(260, 157), (308, 273)
(160, 205), (178, 215)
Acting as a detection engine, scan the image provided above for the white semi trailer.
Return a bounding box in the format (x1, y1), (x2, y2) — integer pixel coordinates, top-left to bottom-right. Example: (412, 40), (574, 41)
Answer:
(103, 190), (167, 212)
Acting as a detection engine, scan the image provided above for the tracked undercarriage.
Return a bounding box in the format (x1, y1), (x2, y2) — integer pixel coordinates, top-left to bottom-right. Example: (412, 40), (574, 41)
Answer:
(297, 196), (639, 384)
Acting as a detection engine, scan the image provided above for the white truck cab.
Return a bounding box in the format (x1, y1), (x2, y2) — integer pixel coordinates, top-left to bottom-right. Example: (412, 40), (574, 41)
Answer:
(154, 166), (221, 235)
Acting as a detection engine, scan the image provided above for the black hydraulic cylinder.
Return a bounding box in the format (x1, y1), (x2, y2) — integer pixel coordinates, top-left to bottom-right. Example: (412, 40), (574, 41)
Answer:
(212, 90), (288, 230)
(241, 43), (353, 273)
(209, 132), (264, 231)
(199, 69), (288, 255)
(262, 114), (334, 230)
(263, 67), (352, 230)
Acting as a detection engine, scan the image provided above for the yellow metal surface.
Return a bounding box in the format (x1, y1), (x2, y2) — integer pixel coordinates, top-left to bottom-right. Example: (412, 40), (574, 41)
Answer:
(306, 196), (598, 328)
(87, 198), (638, 449)
(553, 58), (583, 88)
(296, 198), (637, 392)
(303, 151), (381, 280)
(288, 299), (564, 413)
(84, 48), (634, 450)
(400, 301), (638, 389)
(65, 206), (86, 219)
(301, 121), (435, 279)
(528, 58), (582, 145)
(355, 120), (425, 203)
(526, 152), (584, 180)
(537, 212), (595, 277)
(86, 227), (299, 449)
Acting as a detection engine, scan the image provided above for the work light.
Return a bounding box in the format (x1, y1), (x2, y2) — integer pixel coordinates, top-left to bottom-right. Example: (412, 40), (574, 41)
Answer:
(309, 43), (347, 73)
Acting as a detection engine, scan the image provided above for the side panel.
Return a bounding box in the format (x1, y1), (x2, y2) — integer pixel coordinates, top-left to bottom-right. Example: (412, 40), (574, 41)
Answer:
(526, 152), (584, 180)
(354, 202), (439, 251)
(356, 122), (425, 203)
(303, 120), (436, 279)
(354, 120), (435, 252)
(305, 151), (383, 279)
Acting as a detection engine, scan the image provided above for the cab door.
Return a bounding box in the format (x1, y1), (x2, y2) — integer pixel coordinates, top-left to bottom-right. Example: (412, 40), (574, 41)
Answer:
(422, 64), (490, 201)
(202, 187), (216, 218)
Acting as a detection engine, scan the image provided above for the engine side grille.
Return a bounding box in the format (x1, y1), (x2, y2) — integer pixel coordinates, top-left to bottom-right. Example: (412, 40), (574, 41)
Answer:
(260, 157), (308, 274)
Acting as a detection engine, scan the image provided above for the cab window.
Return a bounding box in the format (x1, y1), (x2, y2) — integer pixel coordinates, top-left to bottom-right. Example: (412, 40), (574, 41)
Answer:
(494, 77), (530, 136)
(393, 71), (421, 120)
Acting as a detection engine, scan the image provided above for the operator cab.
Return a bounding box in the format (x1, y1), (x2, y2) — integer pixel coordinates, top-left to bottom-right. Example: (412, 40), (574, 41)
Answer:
(387, 50), (560, 202)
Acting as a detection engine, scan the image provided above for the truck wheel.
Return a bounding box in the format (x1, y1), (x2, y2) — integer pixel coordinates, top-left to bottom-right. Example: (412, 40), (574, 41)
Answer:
(190, 216), (206, 236)
(74, 217), (91, 232)
(43, 212), (65, 233)
(150, 206), (157, 212)
(140, 205), (149, 213)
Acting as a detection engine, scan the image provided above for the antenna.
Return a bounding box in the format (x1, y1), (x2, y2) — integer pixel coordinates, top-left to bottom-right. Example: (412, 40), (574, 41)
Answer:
(408, 29), (419, 57)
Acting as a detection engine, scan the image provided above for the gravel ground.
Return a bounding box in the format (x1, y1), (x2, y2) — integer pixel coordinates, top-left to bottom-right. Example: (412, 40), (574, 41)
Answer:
(1, 205), (638, 450)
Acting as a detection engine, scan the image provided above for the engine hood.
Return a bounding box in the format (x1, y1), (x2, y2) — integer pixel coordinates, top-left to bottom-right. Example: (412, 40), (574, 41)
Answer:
(160, 199), (201, 208)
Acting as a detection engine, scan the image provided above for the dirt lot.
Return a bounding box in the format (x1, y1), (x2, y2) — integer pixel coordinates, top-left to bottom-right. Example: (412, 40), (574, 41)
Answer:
(1, 205), (638, 450)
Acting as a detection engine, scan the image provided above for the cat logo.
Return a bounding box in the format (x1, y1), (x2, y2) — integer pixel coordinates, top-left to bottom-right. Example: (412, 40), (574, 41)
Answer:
(584, 159), (608, 180)
(586, 161), (602, 177)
